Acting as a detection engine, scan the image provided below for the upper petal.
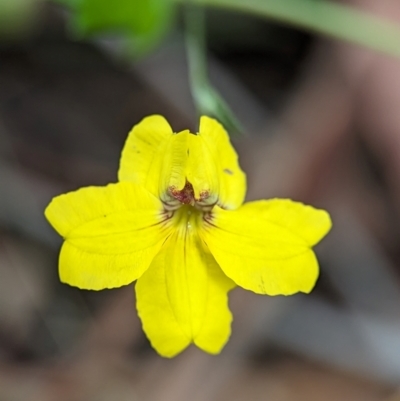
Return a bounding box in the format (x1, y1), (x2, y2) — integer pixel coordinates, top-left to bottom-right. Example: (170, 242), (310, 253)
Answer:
(118, 115), (189, 197)
(118, 115), (246, 209)
(118, 115), (172, 189)
(200, 199), (331, 296)
(136, 209), (234, 357)
(185, 133), (220, 206)
(45, 182), (171, 290)
(193, 116), (246, 209)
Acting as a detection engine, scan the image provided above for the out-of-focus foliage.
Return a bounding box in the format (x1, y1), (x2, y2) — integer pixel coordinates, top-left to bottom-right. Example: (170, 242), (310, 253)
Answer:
(0, 0), (42, 39)
(4, 0), (395, 131)
(192, 0), (400, 59)
(48, 0), (400, 60)
(5, 0), (400, 133)
(54, 0), (175, 55)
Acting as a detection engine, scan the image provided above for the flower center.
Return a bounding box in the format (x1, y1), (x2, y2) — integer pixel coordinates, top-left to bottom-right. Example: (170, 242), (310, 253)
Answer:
(163, 181), (216, 212)
(170, 181), (195, 205)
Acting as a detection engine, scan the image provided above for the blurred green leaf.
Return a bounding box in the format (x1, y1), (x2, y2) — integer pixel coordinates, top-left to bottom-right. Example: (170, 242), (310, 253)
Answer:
(0, 0), (42, 39)
(52, 0), (81, 7)
(187, 0), (400, 58)
(55, 0), (175, 55)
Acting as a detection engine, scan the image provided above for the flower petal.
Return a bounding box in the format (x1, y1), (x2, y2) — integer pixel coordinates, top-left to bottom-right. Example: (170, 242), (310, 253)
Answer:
(118, 115), (172, 189)
(160, 130), (189, 196)
(192, 116), (246, 209)
(136, 217), (234, 357)
(118, 115), (189, 197)
(45, 182), (171, 290)
(200, 200), (332, 296)
(118, 115), (246, 209)
(185, 133), (220, 205)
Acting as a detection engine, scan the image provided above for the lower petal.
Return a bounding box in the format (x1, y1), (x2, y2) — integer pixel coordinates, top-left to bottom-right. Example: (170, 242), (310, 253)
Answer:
(135, 222), (234, 358)
(193, 250), (235, 354)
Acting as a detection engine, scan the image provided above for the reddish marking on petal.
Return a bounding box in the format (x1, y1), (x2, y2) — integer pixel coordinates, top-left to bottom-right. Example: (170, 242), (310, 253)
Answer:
(170, 181), (195, 205)
(199, 190), (209, 201)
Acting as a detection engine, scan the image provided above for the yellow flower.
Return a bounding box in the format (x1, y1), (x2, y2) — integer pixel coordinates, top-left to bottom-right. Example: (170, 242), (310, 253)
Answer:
(45, 115), (331, 357)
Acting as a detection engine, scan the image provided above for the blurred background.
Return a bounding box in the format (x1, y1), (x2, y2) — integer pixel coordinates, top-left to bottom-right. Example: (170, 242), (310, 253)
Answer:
(1, 0), (400, 399)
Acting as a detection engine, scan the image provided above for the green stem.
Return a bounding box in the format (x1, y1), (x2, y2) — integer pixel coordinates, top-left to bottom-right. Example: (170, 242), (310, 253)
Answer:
(182, 0), (400, 58)
(183, 4), (242, 133)
(184, 5), (209, 92)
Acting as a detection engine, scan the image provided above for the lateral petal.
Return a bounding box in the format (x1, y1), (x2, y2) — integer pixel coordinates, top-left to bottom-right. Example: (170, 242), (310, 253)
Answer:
(239, 199), (332, 246)
(195, 116), (246, 209)
(136, 214), (234, 358)
(200, 200), (331, 296)
(45, 182), (171, 290)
